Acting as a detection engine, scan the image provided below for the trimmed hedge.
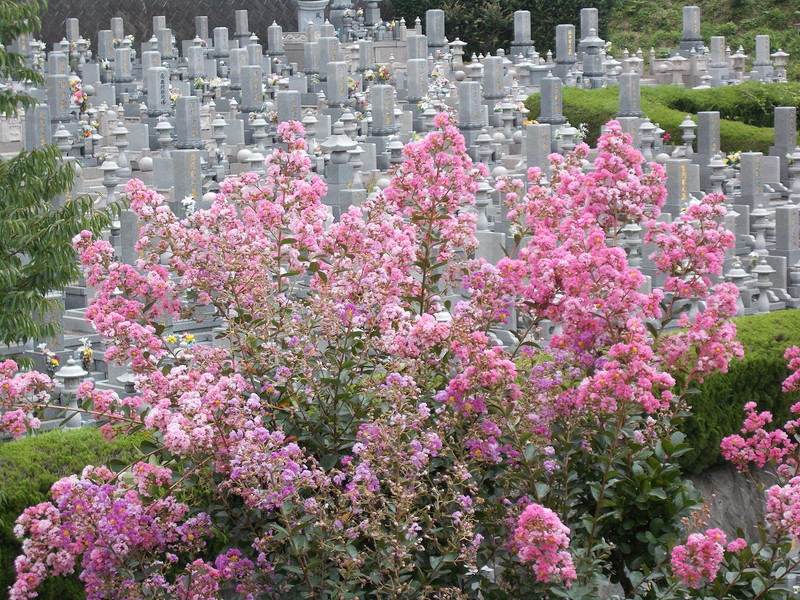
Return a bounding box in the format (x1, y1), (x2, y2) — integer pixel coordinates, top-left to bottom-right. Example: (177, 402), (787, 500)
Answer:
(524, 82), (800, 154)
(680, 310), (800, 474)
(0, 428), (143, 600)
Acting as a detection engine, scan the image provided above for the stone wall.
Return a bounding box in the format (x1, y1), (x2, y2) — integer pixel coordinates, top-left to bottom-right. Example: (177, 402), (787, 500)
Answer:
(691, 464), (772, 540)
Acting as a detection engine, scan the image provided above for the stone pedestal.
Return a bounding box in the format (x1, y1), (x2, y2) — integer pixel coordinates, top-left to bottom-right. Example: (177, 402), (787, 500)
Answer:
(297, 0), (329, 31)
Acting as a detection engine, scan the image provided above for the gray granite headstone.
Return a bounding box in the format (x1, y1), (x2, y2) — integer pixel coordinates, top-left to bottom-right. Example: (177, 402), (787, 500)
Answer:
(146, 67), (171, 116)
(97, 30), (114, 60)
(24, 104), (52, 150)
(235, 10), (251, 42)
(425, 9), (446, 53)
(774, 204), (800, 265)
(276, 90), (302, 123)
(224, 118), (245, 145)
(267, 21), (284, 57)
(696, 111), (721, 156)
(174, 96), (204, 149)
(196, 16), (209, 41)
(458, 80), (483, 129)
(755, 35), (771, 66)
(526, 122), (553, 171)
(229, 47), (248, 87)
(304, 41), (320, 75)
(247, 43), (263, 66)
(407, 34), (428, 60)
(110, 17), (124, 41)
(406, 58), (427, 103)
(326, 61), (349, 107)
(141, 50), (161, 74)
(82, 63), (100, 85)
(617, 73), (643, 117)
(538, 73), (566, 126)
(173, 150), (203, 206)
(188, 46), (205, 78)
(580, 8), (599, 42)
(358, 40), (375, 72)
(48, 51), (68, 75)
(511, 11), (533, 59)
(739, 152), (763, 208)
(113, 47), (133, 82)
(66, 18), (80, 43)
(156, 28), (172, 59)
(94, 83), (116, 108)
(239, 65), (264, 112)
(664, 158), (692, 216)
(213, 27), (230, 58)
(46, 74), (71, 121)
(680, 5), (702, 52)
(483, 56), (504, 101)
(318, 37), (340, 81)
(370, 84), (397, 135)
(774, 107), (797, 150)
(119, 209), (139, 266)
(554, 24), (577, 78)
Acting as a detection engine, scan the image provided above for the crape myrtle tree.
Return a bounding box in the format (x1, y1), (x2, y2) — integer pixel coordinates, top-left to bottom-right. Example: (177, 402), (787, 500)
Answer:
(0, 0), (111, 347)
(2, 117), (798, 600)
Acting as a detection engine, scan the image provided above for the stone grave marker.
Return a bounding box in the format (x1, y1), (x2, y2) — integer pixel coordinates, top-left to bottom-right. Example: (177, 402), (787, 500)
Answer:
(276, 90), (302, 123)
(174, 96), (204, 149)
(24, 104), (52, 150)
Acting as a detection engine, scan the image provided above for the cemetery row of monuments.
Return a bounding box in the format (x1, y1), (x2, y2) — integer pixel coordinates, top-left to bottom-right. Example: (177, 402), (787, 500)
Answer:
(0, 2), (797, 433)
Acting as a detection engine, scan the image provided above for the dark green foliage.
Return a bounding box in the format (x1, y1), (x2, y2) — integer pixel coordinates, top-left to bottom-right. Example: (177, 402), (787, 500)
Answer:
(0, 428), (143, 600)
(524, 83), (796, 153)
(681, 311), (800, 474)
(0, 147), (113, 346)
(0, 0), (45, 118)
(606, 0), (800, 81)
(391, 0), (620, 57)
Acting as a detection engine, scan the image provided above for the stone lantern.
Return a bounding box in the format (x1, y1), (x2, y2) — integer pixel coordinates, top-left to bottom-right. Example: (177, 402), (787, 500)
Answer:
(709, 152), (727, 195)
(752, 258), (775, 313)
(724, 258), (749, 317)
(771, 49), (789, 81)
(731, 46), (747, 82)
(680, 115), (696, 159)
(638, 119), (657, 161)
(99, 159), (119, 206)
(112, 123), (131, 178)
(155, 115), (174, 158)
(55, 358), (86, 429)
(53, 124), (73, 158)
(321, 121), (357, 164)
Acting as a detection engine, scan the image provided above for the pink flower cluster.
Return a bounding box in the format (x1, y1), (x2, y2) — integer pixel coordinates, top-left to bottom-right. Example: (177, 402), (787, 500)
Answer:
(9, 465), (230, 600)
(765, 477), (800, 539)
(721, 401), (797, 469)
(670, 528), (744, 588)
(513, 503), (576, 585)
(0, 359), (52, 438)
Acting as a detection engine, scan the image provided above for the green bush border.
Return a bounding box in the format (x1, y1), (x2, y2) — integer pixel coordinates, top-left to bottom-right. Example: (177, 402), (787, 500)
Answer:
(524, 82), (800, 154)
(681, 310), (800, 473)
(0, 428), (143, 600)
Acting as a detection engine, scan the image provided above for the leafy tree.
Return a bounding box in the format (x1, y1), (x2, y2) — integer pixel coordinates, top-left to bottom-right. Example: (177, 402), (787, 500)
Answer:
(0, 0), (112, 347)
